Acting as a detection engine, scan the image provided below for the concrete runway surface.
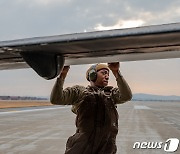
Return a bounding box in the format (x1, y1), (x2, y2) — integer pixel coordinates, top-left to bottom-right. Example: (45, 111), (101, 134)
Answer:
(0, 101), (179, 154)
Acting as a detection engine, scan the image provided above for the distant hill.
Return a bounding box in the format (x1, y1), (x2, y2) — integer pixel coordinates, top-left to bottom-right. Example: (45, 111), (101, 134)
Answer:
(132, 93), (180, 102)
(1, 94), (180, 102)
(0, 96), (48, 100)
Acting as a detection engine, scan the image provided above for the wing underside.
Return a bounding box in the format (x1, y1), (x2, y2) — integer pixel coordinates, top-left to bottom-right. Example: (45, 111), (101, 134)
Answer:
(0, 22), (180, 79)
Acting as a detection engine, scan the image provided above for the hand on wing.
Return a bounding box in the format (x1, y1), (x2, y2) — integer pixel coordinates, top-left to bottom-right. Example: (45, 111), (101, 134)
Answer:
(60, 66), (70, 79)
(108, 62), (121, 78)
(108, 62), (120, 72)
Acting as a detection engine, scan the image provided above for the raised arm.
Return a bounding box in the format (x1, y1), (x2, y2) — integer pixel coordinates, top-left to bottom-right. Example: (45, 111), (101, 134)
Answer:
(108, 62), (132, 104)
(50, 66), (81, 105)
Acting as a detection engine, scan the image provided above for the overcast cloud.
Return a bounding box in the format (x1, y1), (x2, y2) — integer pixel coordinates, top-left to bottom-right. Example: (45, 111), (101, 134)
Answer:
(1, 0), (180, 40)
(0, 0), (180, 96)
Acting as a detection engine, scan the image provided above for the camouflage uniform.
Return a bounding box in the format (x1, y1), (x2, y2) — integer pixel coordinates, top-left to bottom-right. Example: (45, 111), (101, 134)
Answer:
(50, 76), (131, 154)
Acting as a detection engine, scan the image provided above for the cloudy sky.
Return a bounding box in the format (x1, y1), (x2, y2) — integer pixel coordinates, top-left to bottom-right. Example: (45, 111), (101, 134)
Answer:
(0, 0), (180, 97)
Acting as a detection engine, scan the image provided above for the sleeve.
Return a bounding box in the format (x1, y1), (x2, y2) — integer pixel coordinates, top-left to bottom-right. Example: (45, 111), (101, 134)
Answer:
(50, 77), (83, 105)
(112, 75), (132, 104)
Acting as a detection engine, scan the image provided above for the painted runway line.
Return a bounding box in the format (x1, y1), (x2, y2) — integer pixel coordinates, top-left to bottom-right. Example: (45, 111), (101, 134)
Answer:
(134, 105), (151, 110)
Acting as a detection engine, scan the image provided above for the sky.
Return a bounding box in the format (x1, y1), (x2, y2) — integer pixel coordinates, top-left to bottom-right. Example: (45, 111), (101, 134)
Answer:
(0, 0), (180, 97)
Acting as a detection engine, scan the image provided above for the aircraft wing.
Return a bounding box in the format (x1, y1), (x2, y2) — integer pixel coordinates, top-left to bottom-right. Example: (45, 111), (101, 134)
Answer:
(0, 22), (180, 79)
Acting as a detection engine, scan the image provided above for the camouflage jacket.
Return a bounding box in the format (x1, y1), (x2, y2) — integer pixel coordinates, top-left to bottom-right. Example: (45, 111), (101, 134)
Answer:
(50, 76), (132, 154)
(50, 75), (132, 113)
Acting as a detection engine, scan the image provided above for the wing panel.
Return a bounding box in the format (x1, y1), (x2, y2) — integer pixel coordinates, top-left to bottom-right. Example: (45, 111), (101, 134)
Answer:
(0, 22), (180, 70)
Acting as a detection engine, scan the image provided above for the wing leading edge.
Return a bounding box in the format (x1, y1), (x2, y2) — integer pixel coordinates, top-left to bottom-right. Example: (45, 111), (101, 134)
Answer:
(0, 22), (180, 79)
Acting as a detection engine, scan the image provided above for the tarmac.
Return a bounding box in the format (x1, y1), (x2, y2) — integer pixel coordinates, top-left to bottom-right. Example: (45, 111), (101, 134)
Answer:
(0, 101), (179, 154)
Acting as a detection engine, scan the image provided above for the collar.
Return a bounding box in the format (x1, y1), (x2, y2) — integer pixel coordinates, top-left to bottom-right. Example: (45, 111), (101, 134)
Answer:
(87, 85), (113, 91)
